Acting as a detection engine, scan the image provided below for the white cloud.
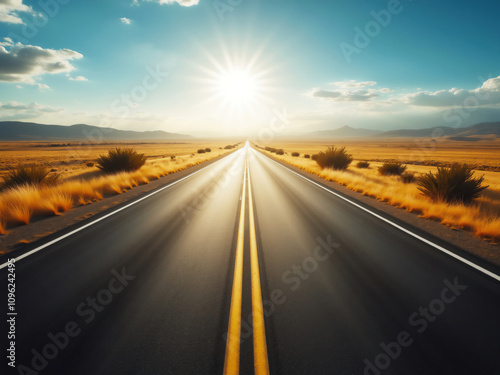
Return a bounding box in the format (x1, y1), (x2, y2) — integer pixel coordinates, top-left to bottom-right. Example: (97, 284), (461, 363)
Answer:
(69, 75), (88, 81)
(332, 80), (376, 88)
(0, 0), (34, 24)
(120, 17), (132, 24)
(311, 88), (380, 102)
(37, 83), (49, 90)
(311, 80), (392, 102)
(0, 38), (83, 84)
(133, 0), (200, 7)
(404, 76), (500, 107)
(0, 101), (63, 120)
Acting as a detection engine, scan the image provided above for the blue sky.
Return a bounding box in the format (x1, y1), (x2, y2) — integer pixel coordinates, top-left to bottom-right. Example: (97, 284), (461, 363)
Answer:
(0, 0), (499, 136)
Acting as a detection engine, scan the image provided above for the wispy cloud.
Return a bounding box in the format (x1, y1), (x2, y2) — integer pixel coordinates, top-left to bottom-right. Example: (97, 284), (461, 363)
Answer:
(0, 100), (63, 120)
(0, 0), (34, 24)
(311, 88), (380, 102)
(0, 38), (83, 85)
(311, 80), (392, 102)
(332, 80), (376, 89)
(132, 0), (200, 7)
(120, 17), (132, 24)
(69, 75), (88, 81)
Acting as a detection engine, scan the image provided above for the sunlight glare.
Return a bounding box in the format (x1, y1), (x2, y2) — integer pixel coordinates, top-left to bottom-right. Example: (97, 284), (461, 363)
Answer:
(214, 67), (261, 109)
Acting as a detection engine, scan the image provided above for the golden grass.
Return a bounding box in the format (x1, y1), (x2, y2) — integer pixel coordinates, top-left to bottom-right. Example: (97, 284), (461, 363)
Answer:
(0, 140), (241, 180)
(257, 144), (500, 241)
(259, 139), (500, 171)
(0, 146), (236, 231)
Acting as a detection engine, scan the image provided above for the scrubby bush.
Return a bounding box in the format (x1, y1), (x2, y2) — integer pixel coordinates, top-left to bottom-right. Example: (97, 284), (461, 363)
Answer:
(276, 149), (285, 155)
(401, 172), (416, 184)
(304, 154), (311, 159)
(1, 164), (60, 189)
(170, 155), (176, 160)
(96, 148), (148, 173)
(418, 164), (488, 204)
(311, 154), (319, 161)
(378, 162), (406, 176)
(314, 147), (353, 170)
(291, 152), (300, 157)
(205, 148), (211, 152)
(197, 149), (206, 154)
(356, 161), (370, 169)
(86, 162), (94, 167)
(224, 145), (233, 150)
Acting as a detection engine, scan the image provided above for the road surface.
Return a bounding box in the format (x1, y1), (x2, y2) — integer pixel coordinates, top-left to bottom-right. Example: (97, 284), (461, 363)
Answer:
(1, 144), (499, 375)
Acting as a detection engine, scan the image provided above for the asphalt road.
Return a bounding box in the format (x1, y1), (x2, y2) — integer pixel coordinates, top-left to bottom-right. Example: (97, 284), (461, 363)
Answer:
(1, 144), (499, 375)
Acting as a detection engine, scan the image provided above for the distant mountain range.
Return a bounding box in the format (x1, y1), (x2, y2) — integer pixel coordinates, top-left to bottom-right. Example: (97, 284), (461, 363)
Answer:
(0, 120), (498, 141)
(307, 126), (382, 138)
(0, 121), (192, 141)
(303, 122), (500, 139)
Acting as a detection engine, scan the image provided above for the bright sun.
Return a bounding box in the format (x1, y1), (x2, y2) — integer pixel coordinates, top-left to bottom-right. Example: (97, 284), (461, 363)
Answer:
(198, 53), (272, 123)
(217, 69), (258, 104)
(214, 67), (261, 108)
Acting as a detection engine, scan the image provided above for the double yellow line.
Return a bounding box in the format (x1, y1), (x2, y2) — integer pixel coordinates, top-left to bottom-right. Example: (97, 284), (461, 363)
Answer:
(223, 157), (270, 375)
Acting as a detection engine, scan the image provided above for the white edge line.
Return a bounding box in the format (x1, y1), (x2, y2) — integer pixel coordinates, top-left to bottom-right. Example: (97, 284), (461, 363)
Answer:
(0, 150), (243, 270)
(254, 149), (500, 282)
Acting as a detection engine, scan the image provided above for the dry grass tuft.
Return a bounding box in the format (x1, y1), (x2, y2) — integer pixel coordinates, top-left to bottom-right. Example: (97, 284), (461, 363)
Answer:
(315, 147), (353, 170)
(378, 162), (407, 176)
(1, 164), (59, 190)
(96, 148), (148, 173)
(418, 164), (488, 203)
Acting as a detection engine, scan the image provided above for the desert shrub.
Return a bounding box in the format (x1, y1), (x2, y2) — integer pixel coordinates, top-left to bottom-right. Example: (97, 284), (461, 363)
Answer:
(378, 162), (406, 176)
(1, 164), (60, 190)
(311, 154), (319, 161)
(205, 148), (211, 152)
(170, 155), (176, 160)
(96, 148), (148, 173)
(276, 149), (285, 155)
(356, 161), (370, 169)
(197, 149), (206, 154)
(291, 152), (300, 157)
(224, 145), (233, 150)
(400, 172), (416, 184)
(304, 154), (310, 159)
(314, 147), (353, 170)
(86, 162), (94, 167)
(418, 164), (488, 203)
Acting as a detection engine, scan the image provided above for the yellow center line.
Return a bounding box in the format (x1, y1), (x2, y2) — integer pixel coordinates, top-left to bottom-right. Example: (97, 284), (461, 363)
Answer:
(247, 164), (271, 375)
(223, 158), (247, 375)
